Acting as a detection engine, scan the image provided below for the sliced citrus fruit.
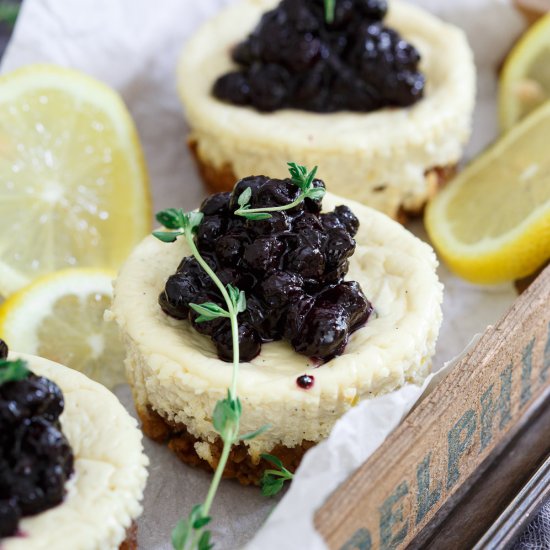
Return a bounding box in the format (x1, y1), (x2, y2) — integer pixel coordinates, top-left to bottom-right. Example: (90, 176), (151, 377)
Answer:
(499, 12), (550, 130)
(0, 268), (126, 388)
(0, 64), (151, 296)
(425, 101), (550, 284)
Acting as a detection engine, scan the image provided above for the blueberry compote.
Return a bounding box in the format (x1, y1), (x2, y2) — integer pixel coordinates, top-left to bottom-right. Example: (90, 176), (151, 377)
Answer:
(213, 0), (424, 113)
(159, 176), (373, 363)
(0, 340), (74, 538)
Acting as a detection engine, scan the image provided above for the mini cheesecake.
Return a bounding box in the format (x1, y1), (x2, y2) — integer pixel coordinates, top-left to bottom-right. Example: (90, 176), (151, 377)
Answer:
(3, 354), (148, 550)
(111, 192), (443, 484)
(178, 0), (475, 220)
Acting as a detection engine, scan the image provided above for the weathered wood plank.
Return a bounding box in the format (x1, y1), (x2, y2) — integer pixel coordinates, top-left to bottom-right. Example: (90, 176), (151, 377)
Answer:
(315, 265), (550, 550)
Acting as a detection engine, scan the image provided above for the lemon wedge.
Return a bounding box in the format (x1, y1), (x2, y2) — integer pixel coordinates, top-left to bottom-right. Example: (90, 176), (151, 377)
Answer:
(0, 268), (126, 388)
(425, 101), (550, 284)
(0, 64), (151, 296)
(500, 12), (550, 130)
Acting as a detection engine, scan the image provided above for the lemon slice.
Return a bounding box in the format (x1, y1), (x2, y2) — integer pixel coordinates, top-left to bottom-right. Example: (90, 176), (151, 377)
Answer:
(425, 101), (550, 284)
(0, 268), (126, 388)
(0, 64), (151, 296)
(500, 13), (550, 130)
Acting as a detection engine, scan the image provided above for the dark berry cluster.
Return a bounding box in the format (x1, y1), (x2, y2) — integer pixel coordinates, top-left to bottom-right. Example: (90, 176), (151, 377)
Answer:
(0, 341), (74, 538)
(213, 0), (424, 113)
(159, 176), (373, 362)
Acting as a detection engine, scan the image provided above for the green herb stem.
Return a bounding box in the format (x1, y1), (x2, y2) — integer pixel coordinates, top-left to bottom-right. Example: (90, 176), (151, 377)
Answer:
(234, 192), (307, 218)
(184, 232), (239, 398)
(324, 0), (336, 23)
(157, 161), (317, 548)
(202, 429), (234, 517)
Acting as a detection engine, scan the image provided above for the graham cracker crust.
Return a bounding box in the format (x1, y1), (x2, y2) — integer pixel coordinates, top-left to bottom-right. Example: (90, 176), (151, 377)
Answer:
(188, 138), (456, 223)
(119, 522), (138, 550)
(138, 404), (315, 485)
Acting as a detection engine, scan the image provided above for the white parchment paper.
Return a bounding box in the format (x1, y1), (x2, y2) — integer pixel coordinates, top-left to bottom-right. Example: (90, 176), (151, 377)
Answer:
(1, 1), (526, 548)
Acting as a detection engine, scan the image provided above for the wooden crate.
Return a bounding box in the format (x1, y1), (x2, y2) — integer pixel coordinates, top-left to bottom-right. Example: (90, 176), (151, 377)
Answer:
(315, 264), (550, 549)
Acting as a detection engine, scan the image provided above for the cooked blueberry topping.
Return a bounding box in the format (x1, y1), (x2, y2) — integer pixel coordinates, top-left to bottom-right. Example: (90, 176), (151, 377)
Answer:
(160, 175), (372, 362)
(213, 0), (424, 113)
(296, 374), (315, 389)
(0, 340), (7, 360)
(0, 350), (74, 538)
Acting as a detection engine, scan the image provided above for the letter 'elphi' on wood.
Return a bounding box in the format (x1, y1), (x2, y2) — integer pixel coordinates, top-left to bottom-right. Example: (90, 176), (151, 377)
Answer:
(315, 265), (550, 550)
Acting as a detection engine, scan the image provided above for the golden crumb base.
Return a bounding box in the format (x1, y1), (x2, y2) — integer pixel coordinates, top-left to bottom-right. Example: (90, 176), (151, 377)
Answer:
(188, 138), (455, 223)
(119, 523), (138, 550)
(138, 404), (314, 485)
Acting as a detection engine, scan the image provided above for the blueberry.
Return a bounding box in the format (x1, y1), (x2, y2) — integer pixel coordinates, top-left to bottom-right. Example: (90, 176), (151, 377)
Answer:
(232, 39), (258, 66)
(247, 63), (290, 112)
(251, 178), (301, 209)
(242, 294), (284, 341)
(160, 273), (201, 319)
(33, 377), (64, 422)
(318, 282), (373, 328)
(199, 192), (231, 216)
(284, 294), (316, 340)
(334, 205), (359, 236)
(212, 72), (251, 106)
(260, 271), (303, 309)
(177, 257), (215, 288)
(304, 179), (326, 214)
(190, 303), (227, 337)
(324, 227), (356, 268)
(291, 212), (326, 249)
(213, 323), (261, 363)
(357, 0), (388, 20)
(0, 499), (19, 537)
(215, 233), (246, 267)
(1, 377), (51, 421)
(292, 304), (350, 358)
(0, 339), (8, 360)
(195, 215), (227, 252)
(229, 176), (268, 211)
(287, 246), (325, 278)
(244, 236), (285, 273)
(246, 211), (292, 236)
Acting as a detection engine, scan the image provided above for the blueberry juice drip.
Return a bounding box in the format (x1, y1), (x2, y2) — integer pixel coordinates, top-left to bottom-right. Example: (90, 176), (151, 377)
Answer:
(213, 0), (424, 113)
(0, 342), (74, 538)
(297, 374), (314, 389)
(160, 176), (373, 363)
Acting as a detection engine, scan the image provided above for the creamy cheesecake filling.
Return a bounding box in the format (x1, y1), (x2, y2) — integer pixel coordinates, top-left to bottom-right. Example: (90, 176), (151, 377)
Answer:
(112, 193), (443, 460)
(3, 355), (148, 550)
(178, 0), (475, 218)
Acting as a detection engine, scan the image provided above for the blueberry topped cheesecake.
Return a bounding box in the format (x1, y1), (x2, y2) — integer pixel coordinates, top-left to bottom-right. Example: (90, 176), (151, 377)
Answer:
(0, 340), (148, 550)
(111, 168), (443, 484)
(178, 0), (475, 220)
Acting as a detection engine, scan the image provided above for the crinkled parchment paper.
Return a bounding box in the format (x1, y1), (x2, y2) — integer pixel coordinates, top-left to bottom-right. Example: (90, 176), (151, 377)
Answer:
(1, 1), (525, 548)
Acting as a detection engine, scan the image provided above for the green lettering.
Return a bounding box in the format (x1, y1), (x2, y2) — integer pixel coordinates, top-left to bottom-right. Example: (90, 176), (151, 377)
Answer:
(340, 528), (372, 550)
(415, 452), (441, 525)
(447, 409), (477, 490)
(480, 364), (512, 451)
(521, 338), (535, 407)
(541, 322), (550, 383)
(379, 481), (409, 550)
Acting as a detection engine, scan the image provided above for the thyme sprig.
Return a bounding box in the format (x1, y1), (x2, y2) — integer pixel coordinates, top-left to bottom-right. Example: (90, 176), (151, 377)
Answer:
(234, 162), (324, 220)
(324, 0), (336, 24)
(154, 209), (272, 550)
(260, 454), (295, 496)
(0, 2), (20, 27)
(154, 160), (320, 547)
(0, 358), (30, 385)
